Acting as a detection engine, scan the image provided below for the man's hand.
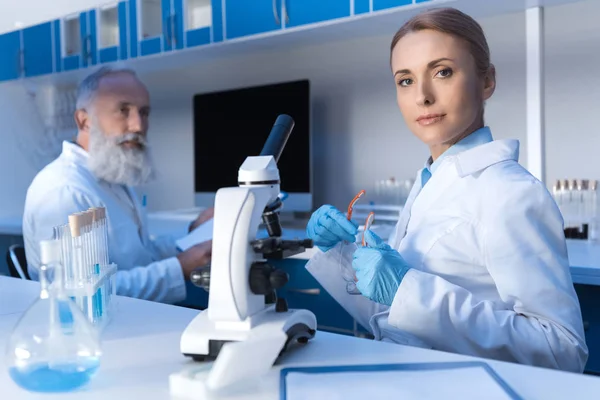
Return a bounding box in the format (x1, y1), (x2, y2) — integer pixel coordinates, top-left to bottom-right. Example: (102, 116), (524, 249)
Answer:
(189, 207), (215, 232)
(177, 240), (212, 279)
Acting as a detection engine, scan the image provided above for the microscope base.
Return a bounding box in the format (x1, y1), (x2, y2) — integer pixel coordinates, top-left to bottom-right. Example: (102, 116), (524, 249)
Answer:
(180, 304), (317, 362)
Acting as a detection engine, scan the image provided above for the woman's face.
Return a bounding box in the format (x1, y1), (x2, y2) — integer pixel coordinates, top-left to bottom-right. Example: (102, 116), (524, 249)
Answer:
(391, 29), (495, 159)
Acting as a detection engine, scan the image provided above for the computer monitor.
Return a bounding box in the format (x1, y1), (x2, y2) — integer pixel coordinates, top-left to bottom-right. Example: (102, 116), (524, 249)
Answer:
(193, 79), (312, 212)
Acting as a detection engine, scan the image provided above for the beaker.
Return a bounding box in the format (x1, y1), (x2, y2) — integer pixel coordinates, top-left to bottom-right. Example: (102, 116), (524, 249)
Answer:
(5, 239), (102, 393)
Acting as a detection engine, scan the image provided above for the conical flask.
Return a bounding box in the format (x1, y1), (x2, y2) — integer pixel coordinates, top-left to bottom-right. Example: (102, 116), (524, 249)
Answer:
(5, 239), (102, 392)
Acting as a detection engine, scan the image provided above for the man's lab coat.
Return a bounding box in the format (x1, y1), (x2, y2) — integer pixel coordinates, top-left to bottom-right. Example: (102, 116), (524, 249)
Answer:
(23, 141), (186, 304)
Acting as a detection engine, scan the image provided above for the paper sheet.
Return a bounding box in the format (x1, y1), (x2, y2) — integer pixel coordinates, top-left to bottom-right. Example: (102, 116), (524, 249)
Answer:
(284, 366), (515, 400)
(175, 218), (214, 251)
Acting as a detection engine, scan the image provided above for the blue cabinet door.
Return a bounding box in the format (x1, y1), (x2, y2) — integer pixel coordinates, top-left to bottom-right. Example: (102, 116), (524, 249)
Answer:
(129, 0), (138, 58)
(62, 11), (97, 71)
(272, 258), (356, 334)
(355, 0), (370, 14)
(119, 1), (128, 60)
(225, 0), (283, 40)
(0, 31), (21, 81)
(87, 9), (98, 67)
(62, 13), (86, 71)
(172, 0), (184, 50)
(138, 0), (172, 56)
(373, 0), (430, 11)
(285, 0), (351, 28)
(183, 0), (215, 48)
(99, 2), (129, 63)
(22, 22), (54, 77)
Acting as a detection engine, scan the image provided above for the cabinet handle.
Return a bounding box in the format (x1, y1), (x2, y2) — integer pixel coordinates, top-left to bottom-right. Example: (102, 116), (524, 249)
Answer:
(16, 50), (22, 76)
(288, 288), (320, 295)
(87, 35), (92, 62)
(272, 0), (281, 25)
(164, 16), (171, 46)
(283, 0), (289, 24)
(82, 35), (91, 63)
(171, 14), (177, 47)
(20, 49), (25, 75)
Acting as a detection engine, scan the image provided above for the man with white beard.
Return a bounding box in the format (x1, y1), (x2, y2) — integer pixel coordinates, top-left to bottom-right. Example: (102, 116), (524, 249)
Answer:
(22, 67), (213, 304)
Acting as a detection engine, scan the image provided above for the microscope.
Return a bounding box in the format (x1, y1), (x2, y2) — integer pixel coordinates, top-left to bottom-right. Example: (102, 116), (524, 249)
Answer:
(179, 114), (317, 364)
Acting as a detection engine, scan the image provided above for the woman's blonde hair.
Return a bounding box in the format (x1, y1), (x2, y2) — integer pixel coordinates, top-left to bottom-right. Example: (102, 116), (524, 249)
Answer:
(390, 7), (491, 77)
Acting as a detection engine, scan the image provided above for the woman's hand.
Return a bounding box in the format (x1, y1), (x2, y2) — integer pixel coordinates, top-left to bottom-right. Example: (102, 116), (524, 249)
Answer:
(352, 230), (411, 306)
(306, 205), (358, 252)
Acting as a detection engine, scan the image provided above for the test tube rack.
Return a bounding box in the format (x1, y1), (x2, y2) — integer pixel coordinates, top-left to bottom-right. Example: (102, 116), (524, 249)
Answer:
(60, 263), (117, 329)
(552, 179), (599, 241)
(52, 207), (117, 329)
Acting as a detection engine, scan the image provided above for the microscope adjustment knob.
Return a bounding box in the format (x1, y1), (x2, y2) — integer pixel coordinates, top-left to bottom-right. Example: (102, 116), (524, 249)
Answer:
(269, 269), (288, 290)
(249, 262), (289, 295)
(190, 265), (211, 292)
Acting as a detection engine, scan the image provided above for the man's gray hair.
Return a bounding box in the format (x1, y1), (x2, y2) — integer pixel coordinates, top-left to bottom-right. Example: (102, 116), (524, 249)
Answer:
(75, 66), (138, 110)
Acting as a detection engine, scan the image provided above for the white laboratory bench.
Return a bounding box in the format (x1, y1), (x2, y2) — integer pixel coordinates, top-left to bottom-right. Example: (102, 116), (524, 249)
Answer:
(1, 276), (600, 399)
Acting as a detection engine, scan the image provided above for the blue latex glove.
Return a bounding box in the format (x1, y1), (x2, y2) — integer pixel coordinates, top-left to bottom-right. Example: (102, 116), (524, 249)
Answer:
(306, 205), (358, 252)
(352, 230), (411, 306)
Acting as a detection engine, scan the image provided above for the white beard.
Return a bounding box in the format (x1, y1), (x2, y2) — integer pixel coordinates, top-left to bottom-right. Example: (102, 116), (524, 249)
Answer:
(87, 124), (156, 187)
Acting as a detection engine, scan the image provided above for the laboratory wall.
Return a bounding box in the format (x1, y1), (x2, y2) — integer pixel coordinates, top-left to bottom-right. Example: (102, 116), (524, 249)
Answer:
(0, 85), (44, 217)
(543, 1), (600, 188)
(0, 0), (598, 216)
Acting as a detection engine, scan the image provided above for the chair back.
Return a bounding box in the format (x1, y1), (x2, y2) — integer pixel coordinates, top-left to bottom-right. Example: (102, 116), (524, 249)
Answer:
(6, 244), (29, 280)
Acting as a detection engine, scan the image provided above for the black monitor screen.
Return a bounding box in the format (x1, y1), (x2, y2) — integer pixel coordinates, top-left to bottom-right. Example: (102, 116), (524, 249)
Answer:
(193, 80), (311, 193)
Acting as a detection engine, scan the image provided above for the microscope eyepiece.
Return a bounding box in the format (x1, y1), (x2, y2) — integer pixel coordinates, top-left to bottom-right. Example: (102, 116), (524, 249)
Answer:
(259, 114), (295, 164)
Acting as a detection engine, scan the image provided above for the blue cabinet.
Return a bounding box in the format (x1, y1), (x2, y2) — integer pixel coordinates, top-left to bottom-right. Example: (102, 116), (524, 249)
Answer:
(184, 0), (219, 48)
(225, 0), (283, 40)
(61, 11), (98, 71)
(135, 0), (184, 56)
(355, 0), (371, 14)
(285, 0), (351, 28)
(373, 0), (431, 11)
(22, 22), (54, 77)
(272, 258), (356, 334)
(97, 2), (129, 63)
(0, 32), (22, 82)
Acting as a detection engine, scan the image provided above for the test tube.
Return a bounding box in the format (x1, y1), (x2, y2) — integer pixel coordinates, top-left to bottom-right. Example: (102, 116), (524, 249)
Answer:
(89, 208), (99, 267)
(552, 180), (563, 212)
(62, 224), (73, 284)
(100, 207), (109, 265)
(89, 208), (102, 320)
(68, 213), (84, 312)
(576, 180), (584, 237)
(590, 180), (599, 242)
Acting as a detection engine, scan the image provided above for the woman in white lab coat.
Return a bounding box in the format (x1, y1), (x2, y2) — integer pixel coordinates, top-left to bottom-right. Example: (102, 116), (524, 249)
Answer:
(305, 7), (588, 373)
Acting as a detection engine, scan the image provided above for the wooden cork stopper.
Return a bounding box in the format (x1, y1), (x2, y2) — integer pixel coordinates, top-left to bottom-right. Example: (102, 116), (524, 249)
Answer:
(89, 208), (98, 222)
(84, 211), (93, 227)
(69, 213), (81, 237)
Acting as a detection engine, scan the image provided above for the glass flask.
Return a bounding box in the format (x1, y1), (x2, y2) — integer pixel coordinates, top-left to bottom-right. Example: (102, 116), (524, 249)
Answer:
(5, 239), (102, 393)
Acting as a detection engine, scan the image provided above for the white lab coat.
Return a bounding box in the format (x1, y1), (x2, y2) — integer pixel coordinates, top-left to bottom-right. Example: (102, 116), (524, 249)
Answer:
(23, 141), (187, 304)
(307, 138), (589, 373)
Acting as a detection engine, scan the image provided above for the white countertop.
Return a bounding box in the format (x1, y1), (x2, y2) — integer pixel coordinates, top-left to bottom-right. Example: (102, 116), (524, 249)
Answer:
(1, 276), (600, 399)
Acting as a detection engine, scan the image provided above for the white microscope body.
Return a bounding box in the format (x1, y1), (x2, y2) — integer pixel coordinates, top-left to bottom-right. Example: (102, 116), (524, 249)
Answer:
(179, 115), (316, 363)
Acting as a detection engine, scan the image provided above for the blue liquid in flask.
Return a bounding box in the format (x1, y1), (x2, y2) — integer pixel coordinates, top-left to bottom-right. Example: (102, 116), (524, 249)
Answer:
(9, 357), (100, 392)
